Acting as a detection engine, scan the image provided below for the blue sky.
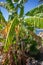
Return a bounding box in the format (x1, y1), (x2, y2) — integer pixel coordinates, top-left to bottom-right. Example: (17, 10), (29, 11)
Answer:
(0, 0), (40, 21)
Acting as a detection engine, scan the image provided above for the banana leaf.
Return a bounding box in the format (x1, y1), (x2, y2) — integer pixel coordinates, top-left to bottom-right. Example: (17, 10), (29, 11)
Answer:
(4, 16), (19, 52)
(26, 4), (43, 16)
(24, 17), (43, 29)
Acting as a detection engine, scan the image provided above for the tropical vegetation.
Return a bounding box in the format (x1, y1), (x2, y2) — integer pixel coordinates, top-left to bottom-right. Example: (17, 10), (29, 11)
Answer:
(0, 0), (43, 65)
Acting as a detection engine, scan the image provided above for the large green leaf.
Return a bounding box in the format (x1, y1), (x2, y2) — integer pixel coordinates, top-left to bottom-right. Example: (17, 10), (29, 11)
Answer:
(24, 17), (43, 29)
(4, 16), (19, 52)
(26, 4), (43, 16)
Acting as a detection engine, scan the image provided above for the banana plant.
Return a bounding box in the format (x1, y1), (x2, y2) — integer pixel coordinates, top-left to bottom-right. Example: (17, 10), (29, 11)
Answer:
(0, 0), (27, 51)
(0, 0), (42, 53)
(0, 3), (42, 53)
(0, 1), (43, 65)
